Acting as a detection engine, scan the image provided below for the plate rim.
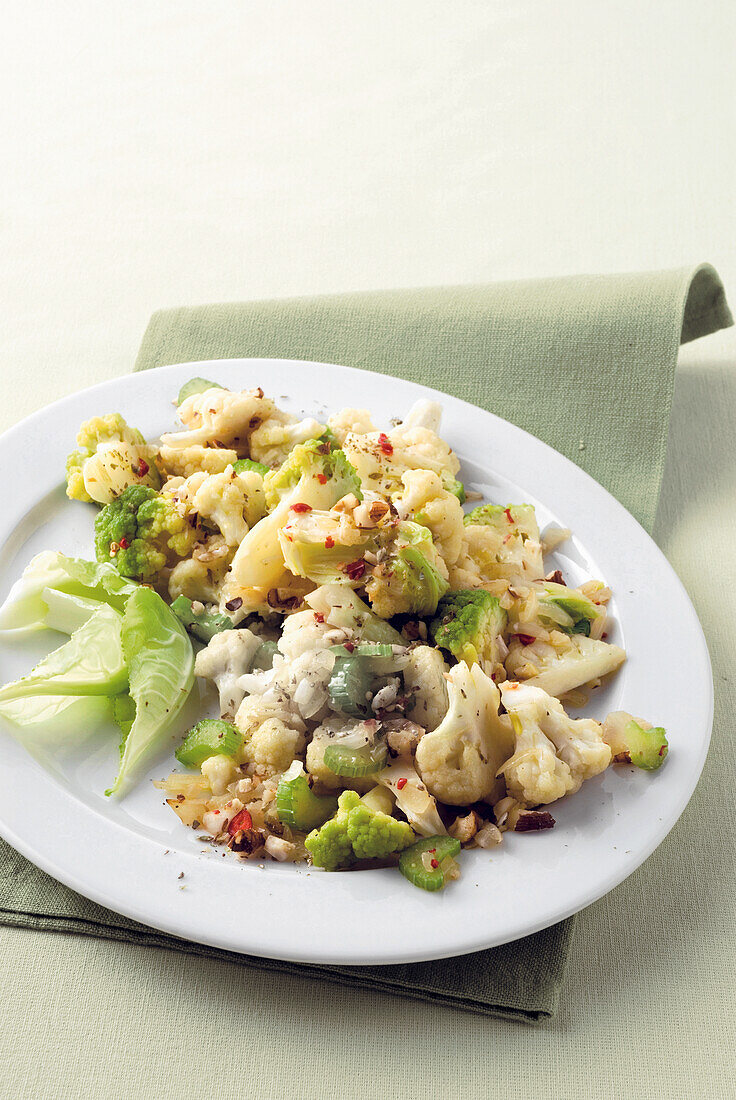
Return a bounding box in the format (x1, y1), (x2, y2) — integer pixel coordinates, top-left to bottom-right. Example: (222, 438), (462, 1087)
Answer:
(0, 357), (714, 964)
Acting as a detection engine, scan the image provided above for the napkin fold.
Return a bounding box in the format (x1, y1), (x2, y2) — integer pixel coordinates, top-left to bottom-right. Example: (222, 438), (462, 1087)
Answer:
(0, 264), (731, 1022)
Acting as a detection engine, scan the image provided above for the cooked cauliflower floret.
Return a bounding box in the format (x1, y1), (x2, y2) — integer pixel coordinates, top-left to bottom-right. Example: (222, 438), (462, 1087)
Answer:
(168, 534), (234, 605)
(458, 505), (544, 585)
(249, 416), (326, 467)
(161, 387), (279, 453)
(342, 417), (460, 501)
(165, 467), (265, 547)
(156, 444), (239, 480)
(394, 469), (465, 568)
(200, 754), (236, 795)
(235, 694), (306, 771)
(542, 698), (612, 785)
(498, 681), (609, 806)
(326, 407), (377, 445)
(396, 399), (443, 434)
(389, 424), (460, 478)
(447, 549), (483, 590)
(241, 714), (305, 773)
(194, 628), (263, 716)
(403, 645), (449, 732)
(278, 608), (337, 659)
(415, 662), (514, 805)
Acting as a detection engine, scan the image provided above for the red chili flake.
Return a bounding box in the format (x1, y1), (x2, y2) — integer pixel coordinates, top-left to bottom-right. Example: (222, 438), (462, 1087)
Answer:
(430, 858), (439, 869)
(516, 633), (536, 646)
(118, 537), (129, 550)
(324, 536), (335, 549)
(291, 503), (312, 513)
(504, 507), (514, 524)
(602, 632), (608, 639)
(228, 808), (253, 836)
(428, 848), (436, 854)
(344, 558), (366, 580)
(378, 432), (394, 456)
(134, 458), (150, 477)
(659, 745), (667, 756)
(313, 612), (325, 623)
(396, 777), (407, 790)
(316, 473), (328, 484)
(343, 641), (355, 653)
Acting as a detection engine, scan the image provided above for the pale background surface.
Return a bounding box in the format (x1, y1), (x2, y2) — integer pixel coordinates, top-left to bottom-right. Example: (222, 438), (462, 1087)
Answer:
(1, 2), (734, 1098)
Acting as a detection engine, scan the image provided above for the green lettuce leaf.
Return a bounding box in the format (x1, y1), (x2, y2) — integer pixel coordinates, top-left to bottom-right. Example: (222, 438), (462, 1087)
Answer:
(0, 693), (114, 740)
(105, 587), (194, 796)
(0, 551), (138, 636)
(0, 605), (127, 702)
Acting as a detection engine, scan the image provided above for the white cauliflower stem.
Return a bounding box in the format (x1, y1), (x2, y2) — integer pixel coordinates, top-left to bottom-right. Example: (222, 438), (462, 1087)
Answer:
(506, 634), (626, 698)
(377, 760), (446, 835)
(415, 662), (514, 805)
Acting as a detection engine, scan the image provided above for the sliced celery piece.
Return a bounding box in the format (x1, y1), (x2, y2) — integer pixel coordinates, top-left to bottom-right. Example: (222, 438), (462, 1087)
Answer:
(276, 769), (338, 831)
(175, 719), (242, 768)
(398, 836), (461, 891)
(323, 741), (387, 777)
(327, 656), (373, 718)
(170, 595), (234, 643)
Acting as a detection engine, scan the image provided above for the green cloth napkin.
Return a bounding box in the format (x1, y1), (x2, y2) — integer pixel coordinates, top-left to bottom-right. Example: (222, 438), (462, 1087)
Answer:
(0, 264), (731, 1023)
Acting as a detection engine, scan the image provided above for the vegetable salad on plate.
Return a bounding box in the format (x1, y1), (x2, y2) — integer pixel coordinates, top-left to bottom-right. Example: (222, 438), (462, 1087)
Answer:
(0, 378), (668, 892)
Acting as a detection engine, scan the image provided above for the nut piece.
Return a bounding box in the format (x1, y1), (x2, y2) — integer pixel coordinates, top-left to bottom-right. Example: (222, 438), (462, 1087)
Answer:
(448, 810), (482, 843)
(228, 827), (264, 855)
(384, 718), (425, 757)
(332, 493), (361, 515)
(492, 795), (518, 829)
(267, 589), (301, 611)
(474, 822), (503, 848)
(513, 809), (556, 832)
(265, 835), (297, 862)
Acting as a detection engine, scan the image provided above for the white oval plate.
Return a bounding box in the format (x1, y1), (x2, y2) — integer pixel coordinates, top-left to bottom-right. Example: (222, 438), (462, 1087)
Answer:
(0, 359), (712, 965)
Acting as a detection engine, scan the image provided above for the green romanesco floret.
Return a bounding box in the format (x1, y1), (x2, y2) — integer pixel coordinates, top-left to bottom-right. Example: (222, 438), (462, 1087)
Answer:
(365, 522), (449, 619)
(94, 485), (197, 580)
(305, 789), (415, 869)
(305, 791), (358, 869)
(66, 414), (159, 503)
(431, 589), (507, 673)
(346, 798), (415, 859)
